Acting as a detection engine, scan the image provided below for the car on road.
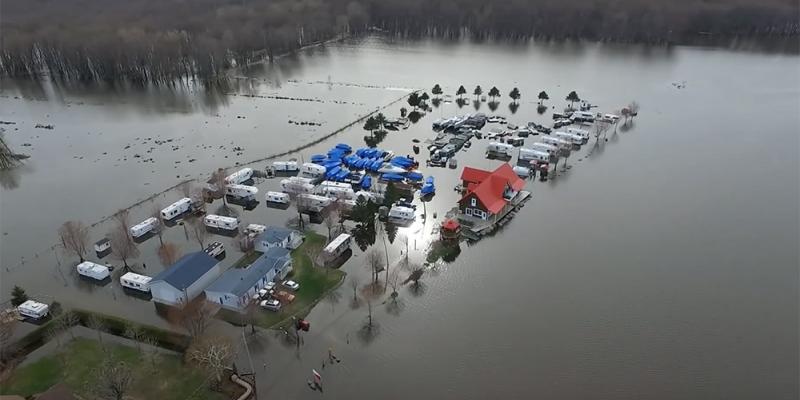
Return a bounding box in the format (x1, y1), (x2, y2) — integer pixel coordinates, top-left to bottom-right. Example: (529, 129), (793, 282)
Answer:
(260, 299), (281, 311)
(282, 280), (300, 291)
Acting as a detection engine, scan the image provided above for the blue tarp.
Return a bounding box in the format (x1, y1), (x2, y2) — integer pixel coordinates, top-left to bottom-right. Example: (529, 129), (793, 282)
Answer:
(335, 143), (352, 152)
(311, 154), (326, 164)
(381, 173), (405, 182)
(361, 175), (372, 190)
(421, 176), (435, 195)
(326, 166), (341, 178)
(356, 148), (369, 157)
(323, 160), (342, 170)
(406, 171), (424, 181)
(335, 170), (350, 181)
(343, 155), (358, 167)
(390, 156), (415, 168)
(425, 176), (434, 185)
(369, 160), (383, 171)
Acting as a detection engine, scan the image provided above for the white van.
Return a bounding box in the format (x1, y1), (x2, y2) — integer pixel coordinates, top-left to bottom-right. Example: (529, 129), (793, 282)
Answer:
(77, 261), (111, 281)
(300, 162), (326, 178)
(160, 198), (192, 220)
(554, 131), (583, 145)
(17, 300), (49, 319)
(203, 214), (240, 231)
(225, 168), (254, 185)
(130, 217), (159, 238)
(486, 142), (514, 157)
(226, 184), (258, 199)
(566, 127), (590, 141)
(120, 272), (152, 293)
(272, 160), (299, 172)
(265, 191), (290, 204)
(519, 148), (551, 163)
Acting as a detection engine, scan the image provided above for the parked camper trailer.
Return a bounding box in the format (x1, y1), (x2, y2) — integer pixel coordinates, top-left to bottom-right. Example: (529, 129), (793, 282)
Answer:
(17, 300), (49, 320)
(487, 142), (514, 157)
(530, 142), (558, 157)
(388, 205), (416, 223)
(226, 184), (258, 199)
(513, 166), (530, 178)
(301, 162), (326, 178)
(273, 160), (299, 172)
(540, 136), (572, 151)
(77, 261), (111, 281)
(245, 224), (267, 235)
(297, 194), (331, 211)
(519, 148), (551, 163)
(553, 131), (584, 145)
(203, 214), (240, 231)
(566, 127), (590, 141)
(319, 186), (356, 200)
(120, 272), (152, 293)
(319, 181), (352, 190)
(506, 137), (525, 147)
(280, 177), (315, 194)
(160, 198), (192, 220)
(225, 168), (254, 185)
(265, 191), (290, 204)
(323, 233), (352, 261)
(129, 217), (159, 238)
(94, 238), (111, 253)
(570, 111), (595, 123)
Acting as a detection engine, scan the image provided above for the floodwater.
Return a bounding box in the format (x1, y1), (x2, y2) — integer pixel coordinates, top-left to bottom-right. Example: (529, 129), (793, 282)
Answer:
(1, 36), (798, 399)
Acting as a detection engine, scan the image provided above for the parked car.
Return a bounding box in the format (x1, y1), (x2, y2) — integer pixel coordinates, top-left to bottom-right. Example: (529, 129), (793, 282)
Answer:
(258, 282), (277, 298)
(282, 280), (300, 291)
(260, 299), (281, 311)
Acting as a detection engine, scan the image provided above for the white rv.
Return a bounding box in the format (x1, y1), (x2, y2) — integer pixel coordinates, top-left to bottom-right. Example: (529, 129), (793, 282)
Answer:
(245, 224), (267, 235)
(388, 205), (416, 222)
(160, 198), (192, 220)
(519, 148), (551, 163)
(130, 217), (159, 238)
(540, 136), (572, 151)
(300, 162), (326, 178)
(319, 186), (356, 200)
(323, 233), (352, 261)
(226, 184), (258, 199)
(486, 142), (514, 157)
(566, 127), (590, 141)
(319, 181), (352, 190)
(297, 194), (332, 211)
(17, 300), (49, 319)
(553, 131), (584, 145)
(203, 214), (240, 231)
(570, 111), (595, 123)
(513, 166), (530, 177)
(272, 160), (299, 172)
(94, 238), (111, 253)
(265, 191), (290, 204)
(77, 261), (111, 281)
(225, 168), (254, 185)
(280, 177), (315, 194)
(530, 142), (558, 156)
(120, 272), (152, 293)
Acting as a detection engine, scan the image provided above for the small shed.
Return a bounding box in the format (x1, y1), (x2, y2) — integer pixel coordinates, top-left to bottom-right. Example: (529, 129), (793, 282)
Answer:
(441, 219), (461, 240)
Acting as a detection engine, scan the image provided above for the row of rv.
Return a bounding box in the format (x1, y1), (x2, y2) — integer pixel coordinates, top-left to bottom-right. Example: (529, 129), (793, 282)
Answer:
(487, 128), (590, 160)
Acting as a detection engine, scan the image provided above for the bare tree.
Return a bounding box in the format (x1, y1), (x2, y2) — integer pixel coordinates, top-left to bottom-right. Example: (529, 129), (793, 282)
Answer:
(388, 269), (401, 301)
(188, 336), (234, 387)
(0, 311), (16, 365)
(628, 101), (640, 119)
(113, 209), (132, 237)
(190, 187), (207, 213)
(58, 220), (90, 262)
(158, 242), (181, 267)
(151, 202), (165, 246)
(94, 354), (134, 400)
(86, 314), (106, 343)
(190, 217), (208, 250)
(365, 297), (374, 329)
(349, 276), (360, 304)
(210, 168), (228, 206)
(109, 228), (138, 270)
(404, 264), (425, 288)
(365, 248), (384, 287)
(180, 181), (193, 198)
(123, 323), (143, 353)
(594, 120), (611, 141)
(53, 311), (79, 340)
(303, 239), (324, 272)
(141, 336), (162, 370)
(172, 300), (212, 338)
(288, 192), (307, 230)
(323, 208), (339, 241)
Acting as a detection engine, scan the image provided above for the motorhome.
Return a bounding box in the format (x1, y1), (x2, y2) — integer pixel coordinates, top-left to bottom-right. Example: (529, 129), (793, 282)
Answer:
(323, 233), (352, 261)
(77, 261), (111, 281)
(160, 198), (192, 220)
(566, 127), (590, 141)
(120, 272), (152, 293)
(519, 148), (551, 163)
(554, 131), (584, 145)
(272, 160), (299, 172)
(130, 217), (159, 238)
(225, 168), (254, 185)
(319, 180), (352, 190)
(226, 184), (258, 199)
(319, 186), (356, 200)
(486, 142), (514, 157)
(540, 136), (572, 151)
(265, 191), (290, 204)
(600, 113), (620, 123)
(245, 224), (267, 235)
(388, 205), (416, 223)
(570, 111), (595, 123)
(530, 142), (558, 157)
(17, 300), (49, 319)
(203, 214), (240, 231)
(280, 177), (315, 194)
(297, 194), (332, 212)
(300, 162), (326, 178)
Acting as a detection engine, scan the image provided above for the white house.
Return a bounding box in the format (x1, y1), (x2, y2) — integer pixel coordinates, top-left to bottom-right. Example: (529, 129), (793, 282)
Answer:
(204, 247), (293, 312)
(254, 226), (303, 252)
(149, 251), (222, 306)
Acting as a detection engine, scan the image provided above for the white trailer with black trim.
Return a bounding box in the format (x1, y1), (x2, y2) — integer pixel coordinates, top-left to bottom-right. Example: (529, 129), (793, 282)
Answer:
(120, 272), (152, 293)
(203, 215), (240, 231)
(160, 198), (192, 220)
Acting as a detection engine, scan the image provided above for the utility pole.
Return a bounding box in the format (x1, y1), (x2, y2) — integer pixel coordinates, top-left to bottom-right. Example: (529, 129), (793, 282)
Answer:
(241, 327), (259, 400)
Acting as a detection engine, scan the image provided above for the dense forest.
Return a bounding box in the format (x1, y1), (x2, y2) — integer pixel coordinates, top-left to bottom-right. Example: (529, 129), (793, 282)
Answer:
(1, 0), (797, 83)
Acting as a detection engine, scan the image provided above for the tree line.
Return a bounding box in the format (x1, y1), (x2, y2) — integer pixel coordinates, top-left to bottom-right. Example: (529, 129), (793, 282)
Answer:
(2, 0), (796, 83)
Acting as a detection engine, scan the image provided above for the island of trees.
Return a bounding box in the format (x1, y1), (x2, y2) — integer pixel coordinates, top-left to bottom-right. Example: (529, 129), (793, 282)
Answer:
(2, 0), (797, 83)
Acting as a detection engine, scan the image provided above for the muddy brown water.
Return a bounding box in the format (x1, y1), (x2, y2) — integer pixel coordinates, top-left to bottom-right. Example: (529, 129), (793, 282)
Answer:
(1, 36), (798, 399)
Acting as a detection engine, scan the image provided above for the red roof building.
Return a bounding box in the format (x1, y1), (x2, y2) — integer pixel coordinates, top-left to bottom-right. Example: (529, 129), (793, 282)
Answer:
(458, 163), (525, 220)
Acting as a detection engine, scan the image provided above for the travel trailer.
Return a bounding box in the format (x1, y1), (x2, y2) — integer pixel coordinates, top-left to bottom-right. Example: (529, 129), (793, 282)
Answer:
(272, 160), (299, 172)
(323, 233), (352, 261)
(553, 131), (584, 145)
(486, 142), (514, 157)
(265, 191), (290, 204)
(203, 214), (240, 231)
(301, 162), (326, 178)
(506, 137), (525, 147)
(513, 166), (530, 178)
(388, 205), (416, 223)
(570, 111), (595, 123)
(566, 127), (590, 141)
(297, 194), (332, 211)
(226, 184), (258, 199)
(94, 238), (111, 254)
(319, 186), (356, 200)
(160, 198), (192, 220)
(17, 300), (49, 319)
(77, 261), (111, 281)
(530, 142), (558, 157)
(280, 177), (315, 194)
(519, 148), (551, 163)
(130, 217), (159, 238)
(540, 136), (573, 151)
(225, 168), (254, 185)
(245, 224), (267, 235)
(120, 272), (152, 293)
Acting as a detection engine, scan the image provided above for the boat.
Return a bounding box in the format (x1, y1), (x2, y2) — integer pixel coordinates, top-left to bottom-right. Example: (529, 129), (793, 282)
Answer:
(421, 176), (435, 196)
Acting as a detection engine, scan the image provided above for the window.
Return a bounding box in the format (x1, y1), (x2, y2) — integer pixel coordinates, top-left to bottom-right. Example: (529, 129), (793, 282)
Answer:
(466, 208), (473, 216)
(470, 198), (477, 207)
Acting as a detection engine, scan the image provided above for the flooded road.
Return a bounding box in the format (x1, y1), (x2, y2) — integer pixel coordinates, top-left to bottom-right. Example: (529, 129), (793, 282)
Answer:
(1, 36), (798, 399)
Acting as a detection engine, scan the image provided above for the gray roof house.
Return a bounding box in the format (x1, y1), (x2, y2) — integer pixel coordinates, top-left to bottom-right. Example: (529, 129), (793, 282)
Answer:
(150, 251), (222, 306)
(205, 247), (292, 312)
(254, 226), (303, 252)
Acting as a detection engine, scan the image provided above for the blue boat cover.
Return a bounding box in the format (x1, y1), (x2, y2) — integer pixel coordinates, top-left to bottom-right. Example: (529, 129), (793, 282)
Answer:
(381, 173), (405, 182)
(335, 170), (350, 181)
(421, 183), (435, 195)
(406, 171), (424, 181)
(326, 166), (341, 177)
(335, 143), (352, 152)
(361, 175), (372, 189)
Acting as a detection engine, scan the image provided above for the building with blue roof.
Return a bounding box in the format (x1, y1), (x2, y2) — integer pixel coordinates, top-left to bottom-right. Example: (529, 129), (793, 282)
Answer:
(254, 226), (303, 252)
(204, 247), (293, 312)
(150, 251), (222, 306)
